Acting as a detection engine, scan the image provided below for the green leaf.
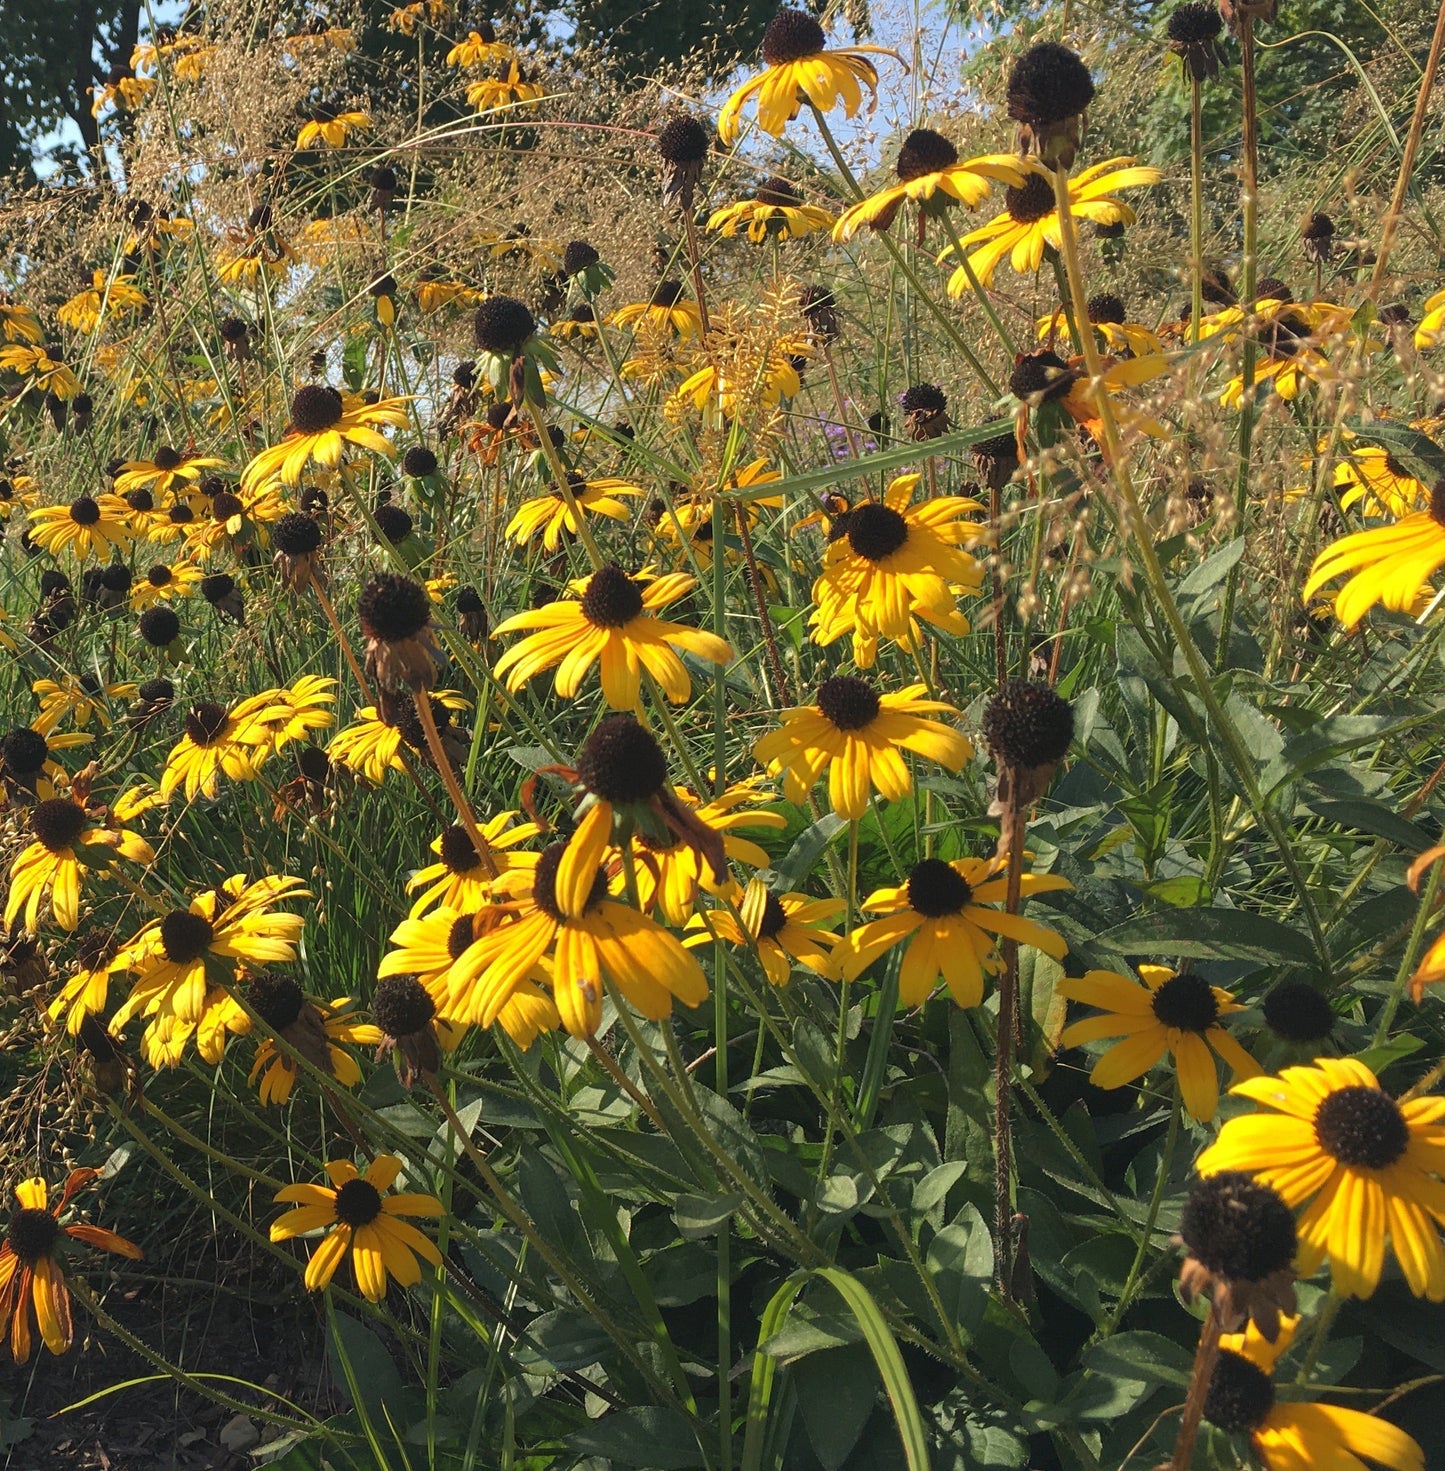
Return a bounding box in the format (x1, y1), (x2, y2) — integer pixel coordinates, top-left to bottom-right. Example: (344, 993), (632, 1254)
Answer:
(568, 1407), (705, 1468)
(912, 1162), (968, 1218)
(673, 1191), (742, 1239)
(1305, 798), (1435, 853)
(1083, 1332), (1194, 1388)
(776, 813), (847, 887)
(327, 1312), (407, 1426)
(513, 1309), (613, 1370)
(1094, 908), (1316, 966)
(796, 1344), (879, 1471)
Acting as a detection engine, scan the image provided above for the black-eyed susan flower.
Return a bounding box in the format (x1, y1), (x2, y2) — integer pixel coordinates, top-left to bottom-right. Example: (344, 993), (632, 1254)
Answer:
(358, 573), (443, 692)
(686, 879), (843, 988)
(370, 973), (449, 1087)
(829, 854), (1069, 1006)
(32, 675), (138, 735)
(0, 1167), (141, 1362)
(240, 385), (407, 490)
(47, 928), (123, 1034)
(0, 344), (82, 398)
(249, 989), (381, 1105)
(708, 177), (836, 243)
(326, 690), (471, 785)
(295, 106), (370, 149)
(1057, 965), (1259, 1121)
(1198, 1056), (1445, 1299)
(634, 783), (785, 926)
(270, 1156), (442, 1303)
(446, 22), (512, 66)
(109, 873), (309, 1031)
(27, 495), (133, 560)
(505, 474), (642, 552)
(754, 677), (973, 821)
(809, 473), (984, 666)
(114, 446), (225, 500)
(128, 560), (204, 609)
(466, 59), (544, 113)
(449, 841), (708, 1039)
(1333, 447), (1430, 519)
(492, 565), (732, 710)
(1005, 40), (1095, 167)
(1, 725), (88, 802)
(1037, 292), (1162, 357)
(1205, 1315), (1424, 1471)
(0, 298), (43, 344)
(406, 814), (540, 916)
(834, 131), (1027, 240)
(717, 7), (898, 144)
(942, 159), (1161, 294)
(1303, 481), (1445, 627)
(1413, 287), (1445, 349)
(656, 113), (711, 209)
(5, 794), (154, 933)
(611, 282), (704, 340)
(56, 271), (147, 334)
(160, 695), (280, 801)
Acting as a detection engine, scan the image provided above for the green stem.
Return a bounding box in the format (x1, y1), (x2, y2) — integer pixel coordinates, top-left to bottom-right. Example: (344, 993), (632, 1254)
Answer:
(1103, 1087), (1182, 1334)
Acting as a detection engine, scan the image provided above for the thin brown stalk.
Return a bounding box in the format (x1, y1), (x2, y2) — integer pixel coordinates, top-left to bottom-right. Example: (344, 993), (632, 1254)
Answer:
(1170, 1301), (1223, 1471)
(993, 772), (1027, 1298)
(1368, 0), (1445, 296)
(412, 685), (499, 878)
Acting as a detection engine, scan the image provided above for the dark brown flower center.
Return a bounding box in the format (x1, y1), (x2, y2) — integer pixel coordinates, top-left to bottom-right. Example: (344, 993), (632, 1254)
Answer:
(69, 496), (101, 526)
(906, 857), (974, 917)
(5, 1206), (60, 1264)
(1204, 1349), (1275, 1434)
(372, 974), (436, 1037)
(152, 446), (183, 471)
(816, 676), (880, 731)
(160, 909), (215, 963)
(1149, 971), (1219, 1033)
(1314, 1085), (1409, 1170)
(30, 797), (87, 852)
(763, 8), (826, 65)
(358, 573), (431, 643)
(185, 702), (230, 745)
(290, 384), (344, 434)
(577, 714), (669, 803)
(1005, 173), (1055, 225)
(447, 913), (478, 960)
(333, 1177), (384, 1226)
(757, 891), (789, 940)
(846, 501), (909, 561)
(1086, 292), (1126, 325)
(1429, 479), (1445, 529)
(756, 176), (804, 208)
(533, 841), (607, 922)
(896, 128), (959, 181)
(439, 824), (482, 875)
(248, 971), (306, 1031)
(1179, 1171), (1296, 1283)
(581, 565), (645, 627)
(1261, 982), (1334, 1042)
(147, 564), (173, 587)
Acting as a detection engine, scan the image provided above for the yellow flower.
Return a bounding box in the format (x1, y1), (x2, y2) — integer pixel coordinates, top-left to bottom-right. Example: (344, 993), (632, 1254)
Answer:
(669, 326), (812, 421)
(466, 60), (544, 113)
(447, 26), (514, 67)
(0, 299), (44, 344)
(943, 159), (1161, 293)
(834, 133), (1027, 240)
(243, 676), (337, 761)
(241, 386), (408, 490)
(754, 677), (973, 821)
(47, 927), (125, 1034)
(1414, 286), (1445, 349)
(1036, 294), (1162, 357)
(406, 814), (541, 917)
(250, 996), (381, 1104)
(718, 7), (898, 144)
(0, 1168), (142, 1363)
(27, 495), (132, 560)
(1057, 965), (1259, 1121)
(109, 874), (309, 1030)
(446, 841), (709, 1039)
(128, 559), (204, 609)
(492, 565), (733, 710)
(1206, 1315), (1423, 1471)
(295, 109), (370, 149)
(505, 476), (643, 552)
(55, 271), (147, 334)
(830, 854), (1069, 1007)
(0, 344), (82, 398)
(327, 690), (472, 785)
(686, 879), (843, 987)
(809, 473), (984, 666)
(270, 1156), (443, 1303)
(114, 447), (225, 500)
(32, 676), (138, 735)
(1334, 447), (1431, 519)
(633, 783), (785, 926)
(160, 695), (285, 801)
(1302, 484), (1445, 627)
(1198, 1056), (1445, 1299)
(709, 177), (836, 242)
(611, 283), (704, 340)
(5, 795), (154, 933)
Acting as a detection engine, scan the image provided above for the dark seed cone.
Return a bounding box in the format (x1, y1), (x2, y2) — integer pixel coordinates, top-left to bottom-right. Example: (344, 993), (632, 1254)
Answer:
(368, 165), (398, 212)
(901, 382), (949, 441)
(1167, 1), (1228, 81)
(657, 114), (711, 211)
(474, 296), (536, 355)
(129, 677), (174, 728)
(455, 585), (489, 641)
(372, 974), (442, 1088)
(973, 430), (1021, 492)
(272, 512), (324, 594)
(1010, 349), (1080, 406)
(1177, 1170), (1298, 1340)
(1301, 211), (1334, 265)
(1006, 42), (1094, 168)
(201, 573), (245, 624)
(984, 679), (1073, 809)
(358, 574), (441, 692)
(763, 8), (825, 65)
(800, 285), (839, 341)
